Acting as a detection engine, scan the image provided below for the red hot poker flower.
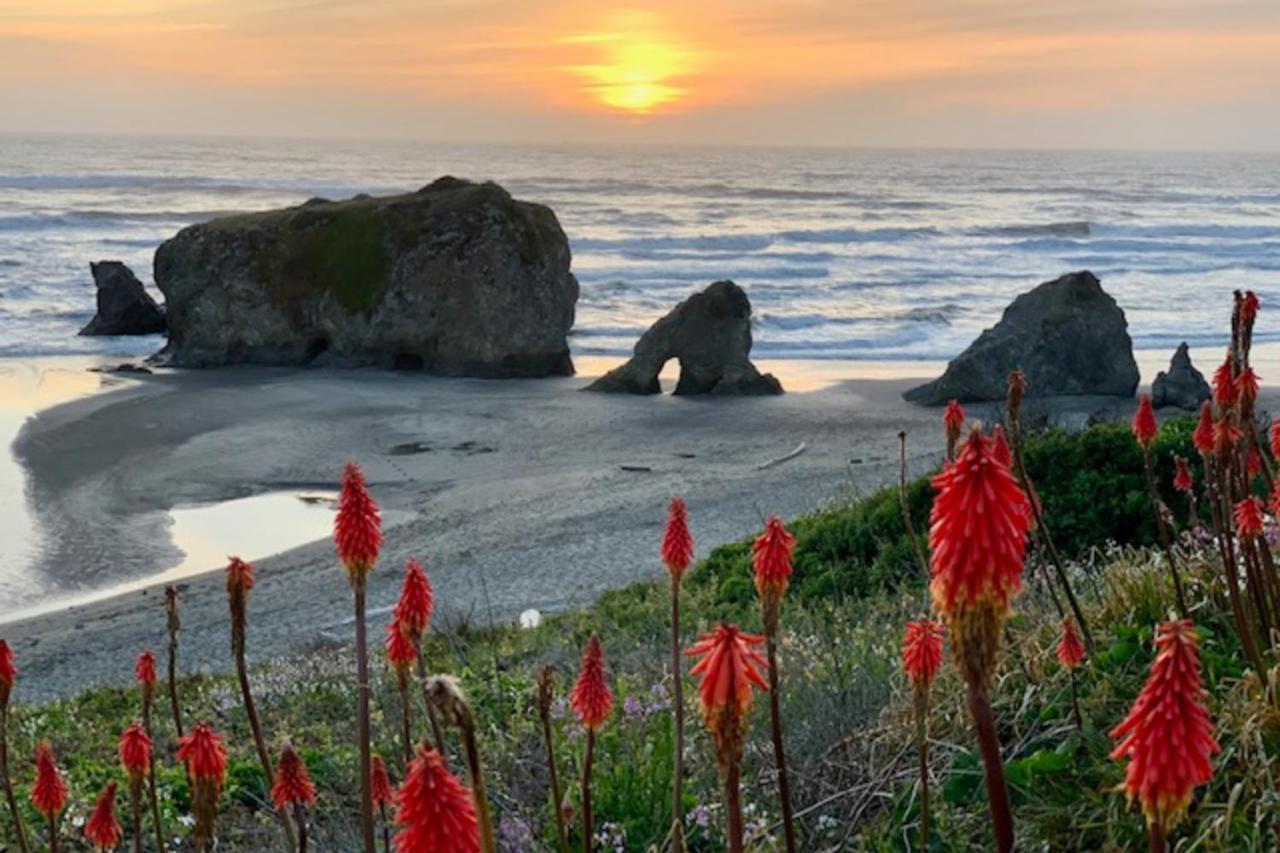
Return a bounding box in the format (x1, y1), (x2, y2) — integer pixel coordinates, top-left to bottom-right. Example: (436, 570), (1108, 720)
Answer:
(929, 431), (1032, 615)
(686, 624), (768, 768)
(1193, 402), (1215, 457)
(1214, 418), (1243, 457)
(134, 650), (156, 690)
(570, 634), (613, 729)
(31, 740), (67, 819)
(393, 746), (479, 853)
(1057, 619), (1086, 670)
(271, 741), (317, 810)
(335, 461), (382, 581)
(118, 722), (152, 782)
(1110, 620), (1219, 834)
(943, 399), (965, 444)
(385, 619), (416, 686)
(1238, 367), (1260, 405)
(752, 516), (796, 612)
(85, 781), (122, 851)
(371, 755), (394, 808)
(0, 639), (14, 707)
(1132, 394), (1158, 449)
(1173, 457), (1194, 494)
(661, 496), (694, 579)
(1234, 497), (1265, 540)
(901, 620), (945, 686)
(1243, 290), (1261, 324)
(393, 558), (434, 638)
(225, 556), (255, 595)
(178, 721), (228, 785)
(991, 425), (1013, 468)
(1213, 358), (1237, 410)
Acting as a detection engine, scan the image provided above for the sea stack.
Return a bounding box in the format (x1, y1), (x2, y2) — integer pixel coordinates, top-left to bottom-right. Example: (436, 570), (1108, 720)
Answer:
(79, 261), (167, 337)
(904, 270), (1139, 405)
(586, 280), (783, 396)
(153, 177), (579, 377)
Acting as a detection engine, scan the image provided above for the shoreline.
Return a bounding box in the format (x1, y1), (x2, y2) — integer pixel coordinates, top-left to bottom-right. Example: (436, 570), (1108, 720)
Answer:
(0, 341), (1258, 701)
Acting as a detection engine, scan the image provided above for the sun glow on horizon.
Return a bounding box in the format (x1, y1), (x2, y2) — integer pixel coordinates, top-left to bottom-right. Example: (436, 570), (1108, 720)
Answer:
(561, 17), (700, 115)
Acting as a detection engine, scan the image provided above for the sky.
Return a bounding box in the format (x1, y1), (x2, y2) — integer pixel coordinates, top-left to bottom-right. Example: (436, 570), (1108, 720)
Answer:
(2, 0), (1280, 150)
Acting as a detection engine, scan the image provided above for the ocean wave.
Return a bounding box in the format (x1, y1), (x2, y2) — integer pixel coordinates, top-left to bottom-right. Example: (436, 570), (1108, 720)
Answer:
(974, 221), (1090, 238)
(576, 266), (831, 284)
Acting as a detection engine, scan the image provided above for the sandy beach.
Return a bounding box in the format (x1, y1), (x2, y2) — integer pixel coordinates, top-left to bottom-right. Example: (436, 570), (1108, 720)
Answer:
(1, 360), (959, 701)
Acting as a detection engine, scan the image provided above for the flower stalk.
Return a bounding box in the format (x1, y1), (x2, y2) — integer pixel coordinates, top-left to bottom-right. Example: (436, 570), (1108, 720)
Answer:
(1133, 395), (1190, 617)
(271, 741), (317, 853)
(336, 462), (384, 853)
(385, 619), (417, 766)
(164, 585), (184, 739)
(371, 756), (394, 853)
(569, 634), (613, 853)
(134, 651), (166, 853)
(0, 640), (29, 853)
(534, 666), (570, 853)
(31, 740), (67, 853)
(901, 620), (943, 847)
(394, 559), (447, 755)
(177, 721), (227, 853)
(427, 676), (496, 853)
(118, 723), (151, 853)
(661, 496), (694, 851)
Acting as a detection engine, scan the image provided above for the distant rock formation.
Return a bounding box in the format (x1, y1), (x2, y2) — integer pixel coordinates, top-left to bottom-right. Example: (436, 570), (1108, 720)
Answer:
(79, 261), (166, 336)
(585, 280), (783, 396)
(154, 177), (578, 376)
(904, 270), (1139, 405)
(1152, 342), (1211, 411)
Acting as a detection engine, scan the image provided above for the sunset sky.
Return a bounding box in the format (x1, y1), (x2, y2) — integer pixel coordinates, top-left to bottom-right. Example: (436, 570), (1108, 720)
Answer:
(3, 0), (1280, 149)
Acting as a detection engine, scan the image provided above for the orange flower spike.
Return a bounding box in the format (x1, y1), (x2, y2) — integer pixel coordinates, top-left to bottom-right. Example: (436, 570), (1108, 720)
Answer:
(901, 620), (945, 686)
(1132, 394), (1158, 449)
(1192, 402), (1215, 457)
(225, 556), (255, 595)
(84, 782), (122, 851)
(1213, 358), (1237, 410)
(1238, 367), (1260, 406)
(990, 424), (1014, 468)
(271, 741), (318, 810)
(943, 399), (966, 451)
(0, 639), (14, 707)
(393, 559), (433, 638)
(1243, 290), (1261, 325)
(393, 746), (480, 853)
(1248, 446), (1263, 478)
(1213, 419), (1243, 458)
(570, 634), (613, 729)
(1057, 619), (1086, 670)
(929, 431), (1032, 616)
(384, 619), (416, 686)
(134, 650), (156, 691)
(661, 496), (695, 580)
(118, 723), (152, 783)
(752, 515), (796, 614)
(31, 740), (67, 819)
(178, 721), (228, 786)
(1173, 457), (1193, 494)
(1110, 620), (1219, 834)
(686, 624), (767, 765)
(1234, 497), (1265, 540)
(371, 755), (394, 809)
(335, 461), (383, 582)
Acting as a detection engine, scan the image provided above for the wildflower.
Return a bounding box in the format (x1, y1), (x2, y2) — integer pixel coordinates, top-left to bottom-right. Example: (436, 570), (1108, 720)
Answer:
(177, 721), (228, 851)
(118, 723), (151, 783)
(687, 624), (768, 853)
(394, 558), (434, 638)
(901, 620), (945, 686)
(0, 640), (15, 708)
(1235, 497), (1265, 540)
(336, 461), (382, 582)
(1173, 458), (1193, 493)
(84, 782), (121, 851)
(393, 746), (480, 853)
(928, 429), (1030, 852)
(943, 399), (966, 458)
(1110, 620), (1219, 840)
(752, 516), (796, 624)
(225, 555), (255, 596)
(1193, 402), (1215, 457)
(1238, 367), (1260, 405)
(570, 634), (613, 729)
(31, 740), (67, 821)
(661, 496), (694, 579)
(991, 425), (1013, 468)
(385, 620), (416, 686)
(134, 650), (156, 691)
(1214, 419), (1243, 457)
(335, 461), (383, 852)
(1213, 358), (1236, 410)
(371, 756), (394, 810)
(1057, 619), (1085, 670)
(1132, 394), (1158, 449)
(1243, 290), (1261, 324)
(271, 741), (316, 810)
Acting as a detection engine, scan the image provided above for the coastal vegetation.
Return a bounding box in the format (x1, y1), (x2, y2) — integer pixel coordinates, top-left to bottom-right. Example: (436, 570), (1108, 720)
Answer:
(0, 294), (1274, 851)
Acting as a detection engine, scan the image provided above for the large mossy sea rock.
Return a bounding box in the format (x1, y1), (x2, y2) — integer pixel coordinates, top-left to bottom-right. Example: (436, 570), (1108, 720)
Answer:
(904, 270), (1139, 404)
(586, 280), (782, 396)
(154, 177), (578, 376)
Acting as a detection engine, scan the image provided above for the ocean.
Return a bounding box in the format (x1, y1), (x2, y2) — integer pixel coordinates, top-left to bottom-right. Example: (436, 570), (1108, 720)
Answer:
(2, 134), (1280, 365)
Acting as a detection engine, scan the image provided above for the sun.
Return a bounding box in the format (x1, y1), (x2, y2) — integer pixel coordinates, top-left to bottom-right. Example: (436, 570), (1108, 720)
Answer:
(563, 18), (699, 115)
